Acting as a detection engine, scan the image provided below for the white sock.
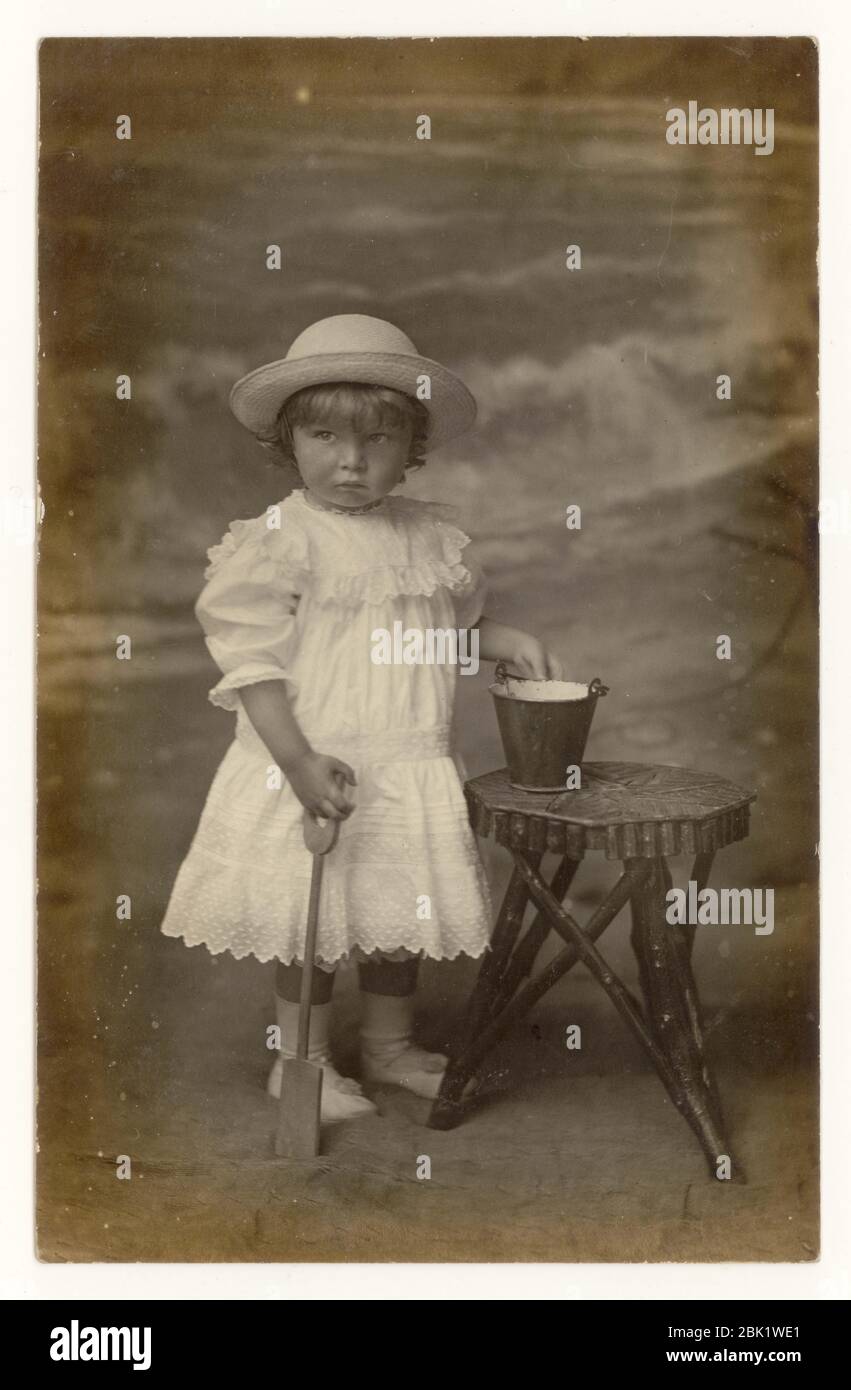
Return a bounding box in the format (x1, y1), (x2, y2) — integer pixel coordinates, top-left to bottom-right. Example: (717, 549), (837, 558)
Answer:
(359, 991), (448, 1100)
(275, 995), (333, 1066)
(270, 994), (377, 1115)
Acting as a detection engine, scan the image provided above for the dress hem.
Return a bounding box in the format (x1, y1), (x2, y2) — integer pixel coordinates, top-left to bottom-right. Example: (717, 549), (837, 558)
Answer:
(160, 926), (493, 973)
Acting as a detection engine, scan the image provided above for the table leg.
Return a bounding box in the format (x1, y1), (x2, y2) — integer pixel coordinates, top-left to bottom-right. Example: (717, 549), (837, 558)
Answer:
(426, 861), (536, 1129)
(454, 858), (538, 1056)
(489, 856), (581, 1016)
(510, 854), (743, 1181)
(683, 851), (716, 961)
(674, 851), (726, 1123)
(427, 856), (650, 1129)
(629, 857), (744, 1181)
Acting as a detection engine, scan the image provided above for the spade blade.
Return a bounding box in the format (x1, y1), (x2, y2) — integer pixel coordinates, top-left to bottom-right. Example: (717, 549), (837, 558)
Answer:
(274, 1058), (322, 1158)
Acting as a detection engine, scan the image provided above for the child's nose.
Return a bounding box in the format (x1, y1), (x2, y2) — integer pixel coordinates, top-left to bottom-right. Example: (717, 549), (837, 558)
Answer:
(340, 444), (367, 469)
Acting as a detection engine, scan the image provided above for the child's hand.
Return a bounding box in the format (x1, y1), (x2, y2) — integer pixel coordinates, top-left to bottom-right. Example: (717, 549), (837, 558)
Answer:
(284, 752), (357, 821)
(509, 634), (563, 680)
(477, 617), (564, 679)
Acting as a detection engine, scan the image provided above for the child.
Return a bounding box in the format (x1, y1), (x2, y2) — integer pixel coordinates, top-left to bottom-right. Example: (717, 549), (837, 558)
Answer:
(160, 314), (562, 1122)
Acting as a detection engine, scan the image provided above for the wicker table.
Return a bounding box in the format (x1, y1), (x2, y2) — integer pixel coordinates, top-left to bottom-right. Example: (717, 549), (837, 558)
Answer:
(428, 761), (756, 1180)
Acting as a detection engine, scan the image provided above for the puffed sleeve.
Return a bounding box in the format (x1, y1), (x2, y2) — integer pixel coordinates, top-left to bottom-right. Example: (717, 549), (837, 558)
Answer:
(195, 513), (306, 711)
(421, 500), (489, 630)
(453, 546), (488, 629)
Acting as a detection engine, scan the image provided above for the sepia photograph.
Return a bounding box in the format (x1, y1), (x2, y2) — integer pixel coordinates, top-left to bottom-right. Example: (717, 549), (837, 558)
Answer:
(36, 34), (818, 1264)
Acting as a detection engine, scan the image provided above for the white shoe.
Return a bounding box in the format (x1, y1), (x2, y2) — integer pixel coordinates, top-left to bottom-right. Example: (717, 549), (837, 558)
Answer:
(360, 1042), (449, 1100)
(267, 1054), (378, 1122)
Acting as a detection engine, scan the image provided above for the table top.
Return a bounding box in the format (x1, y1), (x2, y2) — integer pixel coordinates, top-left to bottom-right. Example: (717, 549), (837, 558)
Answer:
(464, 761), (756, 860)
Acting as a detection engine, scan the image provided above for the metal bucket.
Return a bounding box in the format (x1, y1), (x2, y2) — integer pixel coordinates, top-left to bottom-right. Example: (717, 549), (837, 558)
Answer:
(489, 662), (609, 792)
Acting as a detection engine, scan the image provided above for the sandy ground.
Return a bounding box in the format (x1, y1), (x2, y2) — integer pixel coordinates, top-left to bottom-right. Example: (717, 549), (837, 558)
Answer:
(36, 464), (819, 1263)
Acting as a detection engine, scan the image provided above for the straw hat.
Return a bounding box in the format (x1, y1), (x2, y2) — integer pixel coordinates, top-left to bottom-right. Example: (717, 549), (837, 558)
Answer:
(229, 314), (476, 451)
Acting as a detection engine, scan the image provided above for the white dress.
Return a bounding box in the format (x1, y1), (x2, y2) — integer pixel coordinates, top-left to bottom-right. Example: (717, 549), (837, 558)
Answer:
(160, 487), (494, 972)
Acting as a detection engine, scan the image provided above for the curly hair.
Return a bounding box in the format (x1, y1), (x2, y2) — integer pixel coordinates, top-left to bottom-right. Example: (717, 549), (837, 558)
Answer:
(254, 382), (430, 472)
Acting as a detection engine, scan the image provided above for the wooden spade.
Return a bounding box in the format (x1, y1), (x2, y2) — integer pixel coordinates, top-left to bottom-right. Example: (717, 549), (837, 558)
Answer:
(274, 809), (340, 1158)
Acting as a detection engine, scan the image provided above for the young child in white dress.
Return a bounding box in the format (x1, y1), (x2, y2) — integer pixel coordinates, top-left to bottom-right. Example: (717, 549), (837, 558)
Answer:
(160, 314), (563, 1123)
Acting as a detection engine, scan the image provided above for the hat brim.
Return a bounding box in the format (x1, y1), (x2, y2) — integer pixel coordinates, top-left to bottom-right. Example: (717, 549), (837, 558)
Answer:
(229, 352), (476, 451)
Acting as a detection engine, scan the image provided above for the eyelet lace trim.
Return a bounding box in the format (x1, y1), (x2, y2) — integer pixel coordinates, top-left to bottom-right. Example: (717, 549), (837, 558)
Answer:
(202, 496), (477, 607)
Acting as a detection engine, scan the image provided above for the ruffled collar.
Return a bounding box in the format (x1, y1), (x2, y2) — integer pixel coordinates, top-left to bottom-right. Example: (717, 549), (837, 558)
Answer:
(205, 490), (476, 609)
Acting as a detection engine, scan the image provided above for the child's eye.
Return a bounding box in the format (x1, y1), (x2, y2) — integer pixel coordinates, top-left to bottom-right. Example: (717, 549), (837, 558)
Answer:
(368, 433), (388, 443)
(313, 430), (335, 441)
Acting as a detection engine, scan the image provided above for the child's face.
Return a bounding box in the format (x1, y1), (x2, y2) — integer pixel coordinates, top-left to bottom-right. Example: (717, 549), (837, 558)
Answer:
(290, 411), (413, 508)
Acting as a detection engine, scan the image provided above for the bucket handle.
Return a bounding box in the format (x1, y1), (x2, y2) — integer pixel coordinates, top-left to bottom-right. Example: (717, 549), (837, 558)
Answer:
(589, 676), (610, 697)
